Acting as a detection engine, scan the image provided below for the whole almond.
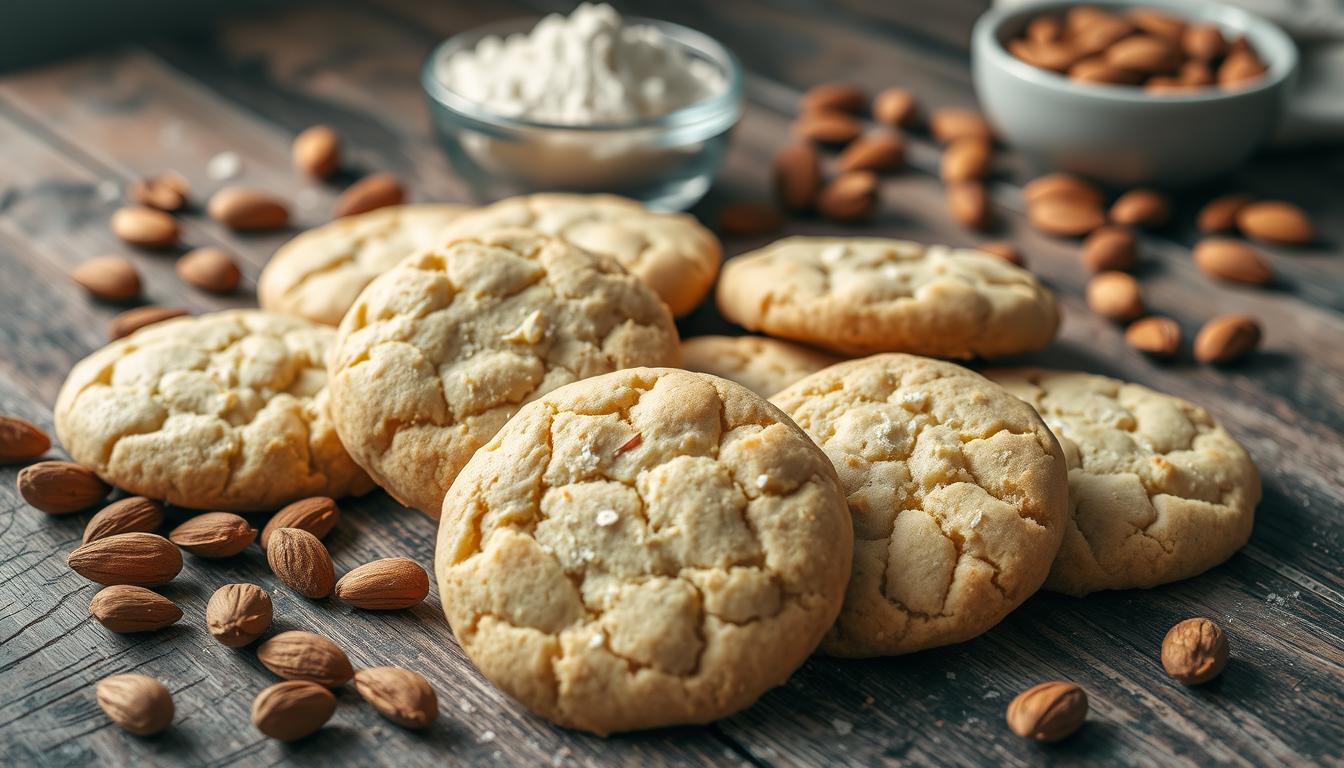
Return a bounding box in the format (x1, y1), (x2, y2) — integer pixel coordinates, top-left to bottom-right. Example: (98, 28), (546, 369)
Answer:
(1183, 23), (1227, 61)
(1028, 195), (1106, 237)
(1194, 239), (1272, 285)
(1125, 316), (1182, 358)
(207, 187), (290, 231)
(293, 125), (341, 178)
(717, 202), (783, 237)
(799, 83), (865, 114)
(129, 173), (189, 212)
(257, 630), (354, 686)
(354, 667), (438, 729)
(261, 497), (340, 549)
(1162, 617), (1229, 684)
(792, 110), (862, 145)
(1194, 314), (1261, 364)
(109, 306), (188, 341)
(1129, 8), (1186, 42)
(1198, 194), (1252, 233)
(1027, 16), (1061, 43)
(1071, 16), (1137, 57)
(1008, 39), (1081, 72)
(1082, 226), (1138, 272)
(169, 512), (257, 558)
(68, 532), (183, 586)
(1178, 60), (1215, 87)
(940, 138), (992, 183)
(267, 527), (335, 598)
(97, 674), (174, 736)
(817, 171), (879, 222)
(0, 415), (50, 463)
(978, 241), (1023, 267)
(1236, 201), (1315, 245)
(837, 132), (905, 174)
(929, 109), (992, 144)
(84, 497), (164, 543)
(89, 585), (182, 633)
(18, 461), (110, 514)
(1145, 76), (1191, 94)
(1006, 681), (1087, 742)
(335, 173), (405, 218)
(873, 87), (918, 127)
(206, 583), (273, 647)
(1110, 188), (1170, 228)
(177, 247), (241, 293)
(1023, 173), (1103, 207)
(1087, 271), (1143, 321)
(71, 256), (142, 302)
(773, 143), (822, 212)
(1218, 51), (1266, 87)
(252, 681), (336, 741)
(335, 557), (430, 610)
(110, 207), (179, 249)
(947, 181), (991, 230)
(1069, 56), (1145, 86)
(1106, 35), (1181, 74)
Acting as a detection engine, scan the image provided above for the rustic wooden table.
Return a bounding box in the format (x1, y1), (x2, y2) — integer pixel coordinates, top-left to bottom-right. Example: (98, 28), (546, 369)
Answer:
(1, 1), (1341, 765)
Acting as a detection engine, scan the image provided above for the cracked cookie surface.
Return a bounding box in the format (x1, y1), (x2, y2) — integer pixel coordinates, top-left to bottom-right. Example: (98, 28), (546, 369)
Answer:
(54, 310), (374, 511)
(771, 354), (1068, 657)
(440, 193), (721, 316)
(716, 237), (1058, 358)
(258, 204), (468, 325)
(987, 369), (1259, 597)
(435, 367), (853, 734)
(327, 229), (680, 517)
(681, 335), (842, 398)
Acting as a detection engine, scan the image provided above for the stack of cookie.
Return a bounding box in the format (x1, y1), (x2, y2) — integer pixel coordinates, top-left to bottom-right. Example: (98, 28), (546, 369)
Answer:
(48, 191), (1259, 738)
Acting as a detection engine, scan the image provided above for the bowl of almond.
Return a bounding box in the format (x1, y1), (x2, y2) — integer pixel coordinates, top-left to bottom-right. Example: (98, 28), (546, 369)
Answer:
(971, 0), (1297, 184)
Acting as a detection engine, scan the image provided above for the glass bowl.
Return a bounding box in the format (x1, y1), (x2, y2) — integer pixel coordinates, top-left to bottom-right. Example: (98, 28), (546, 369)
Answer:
(421, 16), (744, 211)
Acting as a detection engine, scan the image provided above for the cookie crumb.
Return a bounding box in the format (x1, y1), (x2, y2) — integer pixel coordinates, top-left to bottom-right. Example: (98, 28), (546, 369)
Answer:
(96, 180), (121, 203)
(588, 633), (604, 649)
(595, 509), (619, 527)
(207, 151), (242, 180)
(479, 729), (497, 743)
(831, 718), (854, 735)
(503, 309), (546, 344)
(821, 244), (848, 264)
(945, 671), (956, 680)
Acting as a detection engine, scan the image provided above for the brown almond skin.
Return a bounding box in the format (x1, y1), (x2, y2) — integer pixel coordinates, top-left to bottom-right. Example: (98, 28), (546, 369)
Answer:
(129, 173), (189, 212)
(717, 203), (783, 237)
(267, 527), (336, 598)
(1087, 271), (1144, 321)
(1028, 196), (1106, 237)
(1236, 201), (1315, 245)
(940, 138), (992, 183)
(1082, 226), (1138, 272)
(837, 132), (905, 174)
(947, 182), (991, 231)
(18, 461), (110, 514)
(1071, 16), (1137, 58)
(929, 108), (992, 144)
(110, 207), (179, 249)
(817, 171), (878, 222)
(206, 583), (273, 648)
(1110, 188), (1170, 228)
(354, 667), (439, 729)
(1219, 51), (1266, 87)
(68, 532), (183, 587)
(1194, 239), (1272, 285)
(1008, 39), (1081, 73)
(1129, 8), (1186, 42)
(335, 557), (430, 610)
(261, 497), (340, 549)
(207, 187), (290, 231)
(1162, 617), (1230, 684)
(792, 110), (862, 145)
(1106, 35), (1182, 74)
(169, 512), (257, 558)
(84, 497), (164, 543)
(335, 173), (405, 218)
(799, 82), (865, 114)
(772, 143), (822, 213)
(293, 125), (341, 178)
(1069, 57), (1145, 86)
(177, 247), (241, 294)
(1027, 16), (1061, 43)
(252, 681), (336, 741)
(978, 241), (1023, 267)
(1006, 681), (1088, 742)
(1178, 60), (1215, 87)
(0, 415), (50, 464)
(97, 674), (174, 736)
(1198, 194), (1253, 234)
(873, 87), (918, 127)
(257, 630), (354, 687)
(1126, 316), (1182, 358)
(1183, 23), (1227, 61)
(1023, 173), (1103, 207)
(1195, 314), (1261, 364)
(89, 585), (182, 633)
(109, 306), (188, 341)
(71, 256), (142, 302)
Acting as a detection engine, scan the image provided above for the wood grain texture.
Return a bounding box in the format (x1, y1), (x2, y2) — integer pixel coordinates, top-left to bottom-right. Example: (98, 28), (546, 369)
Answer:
(1, 0), (1341, 766)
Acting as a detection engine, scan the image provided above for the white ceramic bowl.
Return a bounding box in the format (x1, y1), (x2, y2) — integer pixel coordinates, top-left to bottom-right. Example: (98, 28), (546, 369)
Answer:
(972, 0), (1298, 185)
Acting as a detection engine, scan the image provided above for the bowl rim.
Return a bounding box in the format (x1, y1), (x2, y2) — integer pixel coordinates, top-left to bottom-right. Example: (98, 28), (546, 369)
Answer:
(973, 0), (1299, 103)
(421, 15), (745, 133)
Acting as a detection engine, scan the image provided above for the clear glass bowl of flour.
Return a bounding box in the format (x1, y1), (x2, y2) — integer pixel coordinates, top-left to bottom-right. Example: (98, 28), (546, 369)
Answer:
(421, 14), (743, 211)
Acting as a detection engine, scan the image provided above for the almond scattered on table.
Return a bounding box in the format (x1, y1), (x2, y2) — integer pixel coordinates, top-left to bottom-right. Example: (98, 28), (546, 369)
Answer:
(335, 557), (430, 610)
(1125, 316), (1182, 358)
(817, 170), (878, 222)
(872, 87), (918, 127)
(89, 585), (182, 633)
(67, 532), (183, 587)
(1023, 173), (1103, 207)
(252, 680), (337, 742)
(772, 143), (822, 213)
(1110, 188), (1170, 228)
(18, 460), (109, 515)
(792, 110), (863, 146)
(1235, 201), (1315, 245)
(261, 497), (340, 549)
(206, 583), (273, 648)
(1197, 193), (1252, 233)
(837, 132), (905, 174)
(1194, 314), (1261, 363)
(169, 512), (257, 558)
(1082, 226), (1138, 272)
(0, 415), (50, 464)
(257, 630), (354, 687)
(96, 674), (174, 736)
(940, 138), (992, 183)
(1162, 617), (1230, 684)
(354, 667), (439, 729)
(110, 206), (179, 249)
(293, 125), (342, 178)
(1006, 681), (1088, 742)
(109, 306), (188, 341)
(335, 173), (405, 218)
(1028, 194), (1106, 237)
(1193, 239), (1272, 285)
(84, 497), (164, 543)
(1087, 271), (1144, 321)
(129, 172), (190, 212)
(70, 256), (142, 302)
(267, 527), (336, 599)
(177, 247), (242, 294)
(977, 241), (1023, 266)
(947, 181), (991, 230)
(207, 186), (290, 231)
(928, 108), (992, 144)
(799, 82), (865, 114)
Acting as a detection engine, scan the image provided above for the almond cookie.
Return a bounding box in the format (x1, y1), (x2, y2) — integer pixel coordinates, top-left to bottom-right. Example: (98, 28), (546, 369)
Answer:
(717, 237), (1058, 357)
(328, 229), (680, 517)
(258, 204), (468, 325)
(439, 193), (721, 316)
(436, 368), (852, 734)
(54, 310), (373, 511)
(772, 355), (1068, 657)
(681, 335), (842, 398)
(986, 369), (1260, 597)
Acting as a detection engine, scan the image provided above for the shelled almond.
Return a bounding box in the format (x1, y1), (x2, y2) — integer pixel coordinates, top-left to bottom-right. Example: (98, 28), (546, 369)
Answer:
(261, 497), (340, 549)
(0, 415), (50, 464)
(773, 143), (822, 213)
(71, 257), (142, 302)
(18, 461), (110, 514)
(97, 674), (174, 736)
(928, 109), (992, 144)
(334, 557), (430, 610)
(1236, 201), (1315, 245)
(110, 207), (179, 249)
(252, 681), (336, 741)
(89, 585), (182, 633)
(1193, 239), (1272, 285)
(267, 527), (336, 598)
(129, 173), (189, 212)
(940, 138), (991, 183)
(67, 532), (183, 587)
(837, 132), (904, 173)
(293, 125), (342, 178)
(1162, 617), (1229, 684)
(354, 667), (438, 729)
(1198, 194), (1252, 233)
(1087, 271), (1144, 321)
(169, 512), (257, 558)
(335, 173), (405, 218)
(947, 182), (991, 231)
(872, 87), (918, 127)
(1006, 681), (1087, 742)
(208, 187), (290, 231)
(1195, 314), (1261, 363)
(799, 83), (865, 114)
(109, 306), (188, 340)
(1110, 188), (1170, 228)
(258, 631), (355, 687)
(817, 171), (878, 222)
(84, 497), (164, 543)
(206, 583), (273, 647)
(177, 247), (242, 293)
(793, 110), (863, 145)
(1082, 226), (1138, 272)
(1125, 316), (1181, 358)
